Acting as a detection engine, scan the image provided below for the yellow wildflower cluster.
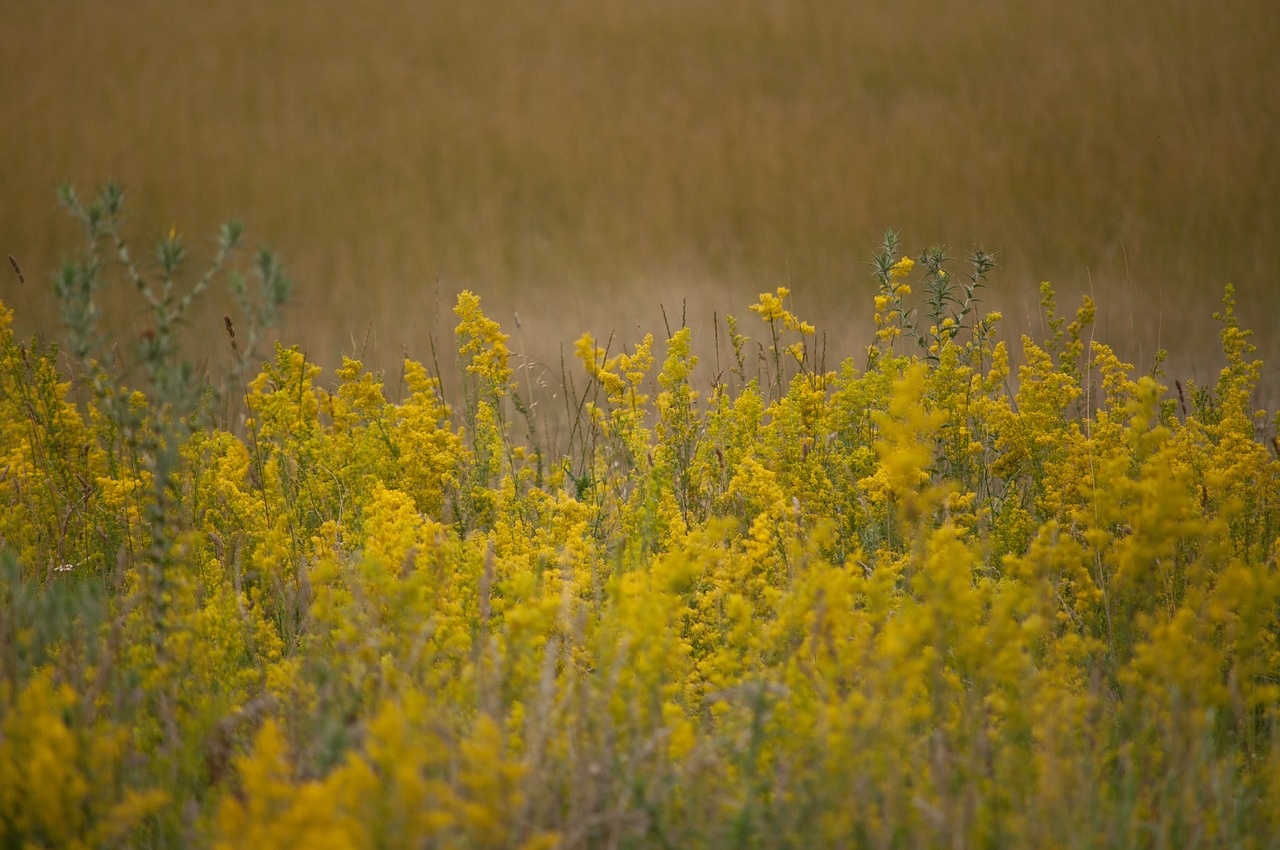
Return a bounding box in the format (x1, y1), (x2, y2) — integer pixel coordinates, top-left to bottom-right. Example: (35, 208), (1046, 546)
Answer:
(2, 278), (1279, 847)
(749, 286), (815, 336)
(455, 289), (512, 389)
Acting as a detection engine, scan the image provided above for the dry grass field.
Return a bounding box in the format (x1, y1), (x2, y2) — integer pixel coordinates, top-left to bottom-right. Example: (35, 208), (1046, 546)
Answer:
(3, 0), (1278, 398)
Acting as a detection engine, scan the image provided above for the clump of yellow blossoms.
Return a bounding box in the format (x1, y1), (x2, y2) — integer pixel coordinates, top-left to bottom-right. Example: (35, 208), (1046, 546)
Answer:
(3, 243), (1279, 848)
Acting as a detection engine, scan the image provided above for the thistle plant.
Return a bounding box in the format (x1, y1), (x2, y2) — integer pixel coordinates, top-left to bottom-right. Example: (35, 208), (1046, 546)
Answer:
(870, 229), (998, 366)
(54, 182), (290, 421)
(50, 183), (290, 808)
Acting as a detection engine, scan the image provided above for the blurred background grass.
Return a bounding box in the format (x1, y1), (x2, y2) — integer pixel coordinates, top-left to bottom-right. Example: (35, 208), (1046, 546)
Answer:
(3, 0), (1278, 401)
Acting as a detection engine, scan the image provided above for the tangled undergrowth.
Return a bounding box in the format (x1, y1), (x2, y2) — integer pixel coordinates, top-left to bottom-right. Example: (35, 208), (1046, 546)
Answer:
(3, 188), (1279, 848)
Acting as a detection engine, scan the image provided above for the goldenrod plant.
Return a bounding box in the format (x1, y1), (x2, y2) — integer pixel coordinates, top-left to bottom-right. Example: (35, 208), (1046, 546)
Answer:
(3, 191), (1279, 847)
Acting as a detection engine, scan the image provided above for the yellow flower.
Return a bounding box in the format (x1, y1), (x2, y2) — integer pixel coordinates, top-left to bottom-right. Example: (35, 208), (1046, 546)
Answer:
(750, 289), (788, 323)
(454, 290), (511, 388)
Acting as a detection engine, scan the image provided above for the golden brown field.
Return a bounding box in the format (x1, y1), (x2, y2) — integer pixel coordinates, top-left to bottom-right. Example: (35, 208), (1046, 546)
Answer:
(3, 0), (1278, 397)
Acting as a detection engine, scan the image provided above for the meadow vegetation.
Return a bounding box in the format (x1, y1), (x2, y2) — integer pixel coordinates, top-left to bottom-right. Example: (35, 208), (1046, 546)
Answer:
(3, 192), (1280, 847)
